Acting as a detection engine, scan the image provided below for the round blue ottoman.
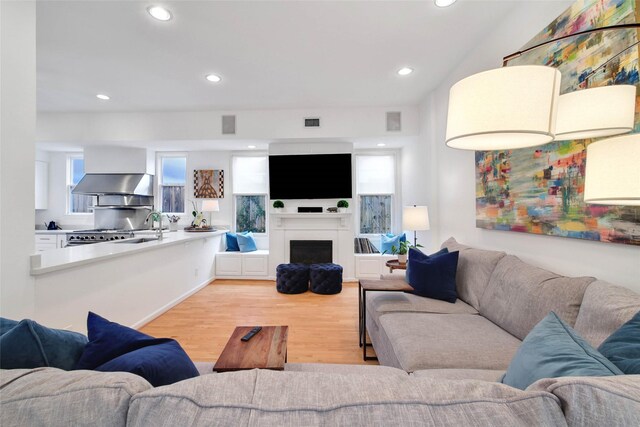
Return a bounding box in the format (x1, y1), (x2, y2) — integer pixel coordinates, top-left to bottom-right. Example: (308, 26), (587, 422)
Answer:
(276, 263), (310, 294)
(309, 263), (343, 295)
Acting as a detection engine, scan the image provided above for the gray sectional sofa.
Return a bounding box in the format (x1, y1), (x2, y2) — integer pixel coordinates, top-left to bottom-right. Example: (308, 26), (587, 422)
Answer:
(2, 237), (639, 426)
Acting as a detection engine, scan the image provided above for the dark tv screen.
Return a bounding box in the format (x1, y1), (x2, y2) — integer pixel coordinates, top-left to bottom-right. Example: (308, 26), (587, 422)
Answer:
(269, 154), (352, 199)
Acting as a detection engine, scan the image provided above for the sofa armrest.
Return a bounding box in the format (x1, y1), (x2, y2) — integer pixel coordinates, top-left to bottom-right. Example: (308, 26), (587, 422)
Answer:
(527, 375), (640, 426)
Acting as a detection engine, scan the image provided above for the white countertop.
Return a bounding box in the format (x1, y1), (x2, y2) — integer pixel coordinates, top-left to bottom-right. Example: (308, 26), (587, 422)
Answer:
(31, 230), (224, 276)
(35, 230), (70, 235)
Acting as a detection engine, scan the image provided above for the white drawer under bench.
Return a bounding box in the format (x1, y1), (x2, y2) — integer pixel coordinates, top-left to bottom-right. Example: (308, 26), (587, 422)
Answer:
(215, 250), (269, 279)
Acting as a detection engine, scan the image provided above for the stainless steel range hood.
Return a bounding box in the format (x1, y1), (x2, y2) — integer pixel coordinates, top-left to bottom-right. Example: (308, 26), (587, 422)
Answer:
(72, 173), (154, 196)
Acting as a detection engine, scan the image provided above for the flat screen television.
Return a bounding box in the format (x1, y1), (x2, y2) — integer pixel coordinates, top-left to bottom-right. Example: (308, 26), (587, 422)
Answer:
(269, 153), (352, 199)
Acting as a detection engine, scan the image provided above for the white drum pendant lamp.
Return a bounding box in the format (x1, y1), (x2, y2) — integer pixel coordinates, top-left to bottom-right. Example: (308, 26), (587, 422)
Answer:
(555, 85), (636, 141)
(446, 65), (561, 150)
(584, 134), (640, 206)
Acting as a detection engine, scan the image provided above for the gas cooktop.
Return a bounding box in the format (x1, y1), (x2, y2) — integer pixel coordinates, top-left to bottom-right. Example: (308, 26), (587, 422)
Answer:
(66, 229), (145, 244)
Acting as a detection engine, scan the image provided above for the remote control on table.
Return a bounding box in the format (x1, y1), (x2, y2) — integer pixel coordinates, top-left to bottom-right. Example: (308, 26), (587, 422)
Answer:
(241, 326), (262, 342)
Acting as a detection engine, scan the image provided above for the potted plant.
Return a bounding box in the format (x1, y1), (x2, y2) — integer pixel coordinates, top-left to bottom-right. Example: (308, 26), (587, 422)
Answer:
(166, 214), (180, 232)
(337, 200), (349, 213)
(191, 201), (205, 228)
(273, 200), (285, 212)
(385, 240), (423, 264)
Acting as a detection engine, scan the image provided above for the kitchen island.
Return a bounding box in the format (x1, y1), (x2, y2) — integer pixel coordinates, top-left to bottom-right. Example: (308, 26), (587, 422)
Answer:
(31, 230), (225, 334)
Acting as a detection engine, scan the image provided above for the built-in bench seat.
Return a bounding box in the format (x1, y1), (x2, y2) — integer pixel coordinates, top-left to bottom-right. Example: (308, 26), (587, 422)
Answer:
(215, 250), (269, 279)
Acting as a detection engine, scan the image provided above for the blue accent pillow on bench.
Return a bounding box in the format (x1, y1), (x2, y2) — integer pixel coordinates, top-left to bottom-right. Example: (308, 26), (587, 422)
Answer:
(380, 233), (406, 254)
(598, 310), (640, 374)
(0, 317), (87, 371)
(405, 247), (458, 303)
(502, 312), (623, 390)
(75, 312), (198, 387)
(237, 232), (258, 252)
(226, 232), (248, 251)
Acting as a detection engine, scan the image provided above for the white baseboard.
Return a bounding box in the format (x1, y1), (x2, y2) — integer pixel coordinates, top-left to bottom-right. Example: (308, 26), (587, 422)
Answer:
(132, 275), (215, 330)
(215, 275), (271, 281)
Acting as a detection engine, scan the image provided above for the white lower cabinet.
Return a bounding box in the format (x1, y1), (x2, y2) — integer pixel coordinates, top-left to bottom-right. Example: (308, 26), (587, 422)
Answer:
(354, 254), (396, 279)
(215, 250), (269, 278)
(35, 234), (67, 252)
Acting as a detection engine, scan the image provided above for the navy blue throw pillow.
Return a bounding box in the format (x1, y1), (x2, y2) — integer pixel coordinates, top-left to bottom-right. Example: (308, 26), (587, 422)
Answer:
(405, 248), (458, 303)
(75, 312), (198, 386)
(598, 310), (640, 374)
(0, 317), (88, 371)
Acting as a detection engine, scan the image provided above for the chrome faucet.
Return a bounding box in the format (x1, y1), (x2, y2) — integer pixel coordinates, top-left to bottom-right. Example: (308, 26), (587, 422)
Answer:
(145, 210), (164, 241)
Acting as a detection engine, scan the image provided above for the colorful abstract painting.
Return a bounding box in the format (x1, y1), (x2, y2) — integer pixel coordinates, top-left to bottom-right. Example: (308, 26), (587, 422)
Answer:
(476, 0), (640, 245)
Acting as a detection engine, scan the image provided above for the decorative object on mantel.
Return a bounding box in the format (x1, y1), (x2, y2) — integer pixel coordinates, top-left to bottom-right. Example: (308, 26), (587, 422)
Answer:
(194, 169), (224, 198)
(273, 200), (284, 210)
(337, 200), (349, 213)
(475, 0), (640, 246)
(403, 205), (430, 246)
(166, 215), (180, 232)
(326, 207), (338, 213)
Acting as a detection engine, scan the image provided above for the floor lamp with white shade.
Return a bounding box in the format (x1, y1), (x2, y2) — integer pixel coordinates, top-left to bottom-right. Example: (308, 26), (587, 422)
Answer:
(403, 205), (430, 247)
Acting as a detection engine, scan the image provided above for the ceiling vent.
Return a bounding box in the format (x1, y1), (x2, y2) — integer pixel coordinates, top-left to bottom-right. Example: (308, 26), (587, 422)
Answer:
(222, 115), (236, 135)
(304, 117), (321, 128)
(386, 111), (402, 132)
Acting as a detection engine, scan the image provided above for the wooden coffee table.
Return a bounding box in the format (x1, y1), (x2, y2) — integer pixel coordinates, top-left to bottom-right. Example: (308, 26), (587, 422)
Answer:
(213, 326), (288, 372)
(359, 279), (413, 361)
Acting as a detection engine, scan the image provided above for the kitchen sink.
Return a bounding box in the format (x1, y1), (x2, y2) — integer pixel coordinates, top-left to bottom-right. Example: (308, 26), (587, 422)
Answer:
(115, 237), (160, 244)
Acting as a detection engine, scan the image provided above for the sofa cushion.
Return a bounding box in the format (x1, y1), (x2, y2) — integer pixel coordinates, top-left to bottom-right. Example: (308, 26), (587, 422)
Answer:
(285, 363), (408, 377)
(0, 367), (151, 427)
(574, 280), (640, 348)
(378, 312), (522, 372)
(598, 310), (640, 374)
(440, 237), (506, 309)
(411, 369), (505, 382)
(0, 318), (87, 371)
(405, 248), (459, 303)
(127, 369), (565, 426)
(528, 375), (640, 427)
(366, 292), (478, 327)
(479, 255), (594, 340)
(502, 312), (622, 390)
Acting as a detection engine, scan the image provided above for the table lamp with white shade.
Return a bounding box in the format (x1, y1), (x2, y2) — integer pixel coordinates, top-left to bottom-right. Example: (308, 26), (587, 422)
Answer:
(403, 205), (430, 247)
(201, 199), (220, 228)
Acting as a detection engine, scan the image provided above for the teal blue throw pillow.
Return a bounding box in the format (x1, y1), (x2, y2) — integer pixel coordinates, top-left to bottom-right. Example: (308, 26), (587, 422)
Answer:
(0, 317), (88, 371)
(502, 312), (623, 390)
(237, 232), (258, 252)
(598, 310), (640, 374)
(380, 233), (406, 254)
(226, 232), (248, 251)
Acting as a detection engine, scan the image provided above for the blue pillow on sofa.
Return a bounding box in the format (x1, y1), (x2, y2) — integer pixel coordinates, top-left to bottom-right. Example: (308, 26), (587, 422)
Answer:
(0, 317), (87, 371)
(237, 232), (258, 252)
(502, 312), (623, 390)
(75, 312), (198, 386)
(598, 310), (640, 374)
(405, 248), (457, 303)
(225, 232), (248, 251)
(380, 233), (406, 254)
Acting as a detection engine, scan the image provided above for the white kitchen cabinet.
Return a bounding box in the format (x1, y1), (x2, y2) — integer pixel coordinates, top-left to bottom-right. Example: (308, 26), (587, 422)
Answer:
(35, 161), (49, 210)
(35, 235), (57, 252)
(215, 250), (269, 278)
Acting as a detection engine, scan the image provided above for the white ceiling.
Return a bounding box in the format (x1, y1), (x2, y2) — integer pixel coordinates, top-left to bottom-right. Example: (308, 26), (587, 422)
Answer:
(37, 0), (519, 113)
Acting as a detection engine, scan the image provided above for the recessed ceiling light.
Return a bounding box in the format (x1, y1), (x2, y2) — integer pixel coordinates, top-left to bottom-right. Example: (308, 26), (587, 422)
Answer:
(434, 0), (457, 7)
(206, 74), (222, 83)
(248, 145), (257, 149)
(147, 6), (172, 21)
(397, 67), (414, 76)
(377, 143), (386, 147)
(96, 94), (110, 100)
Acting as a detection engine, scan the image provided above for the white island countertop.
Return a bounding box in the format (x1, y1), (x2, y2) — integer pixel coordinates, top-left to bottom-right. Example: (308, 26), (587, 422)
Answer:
(31, 230), (225, 276)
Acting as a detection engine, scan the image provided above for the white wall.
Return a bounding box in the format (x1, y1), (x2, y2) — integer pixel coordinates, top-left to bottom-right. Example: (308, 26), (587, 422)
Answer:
(85, 146), (150, 174)
(0, 1), (36, 320)
(37, 106), (419, 144)
(424, 1), (639, 292)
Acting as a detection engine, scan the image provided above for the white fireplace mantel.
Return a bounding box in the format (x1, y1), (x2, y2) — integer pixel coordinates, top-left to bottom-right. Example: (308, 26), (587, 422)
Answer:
(268, 212), (354, 280)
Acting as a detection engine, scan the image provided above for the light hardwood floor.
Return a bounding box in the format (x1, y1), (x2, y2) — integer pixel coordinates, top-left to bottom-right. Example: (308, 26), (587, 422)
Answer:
(140, 279), (378, 365)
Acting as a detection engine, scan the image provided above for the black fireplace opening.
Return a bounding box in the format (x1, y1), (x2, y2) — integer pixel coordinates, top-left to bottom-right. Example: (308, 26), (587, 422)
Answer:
(290, 240), (332, 264)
